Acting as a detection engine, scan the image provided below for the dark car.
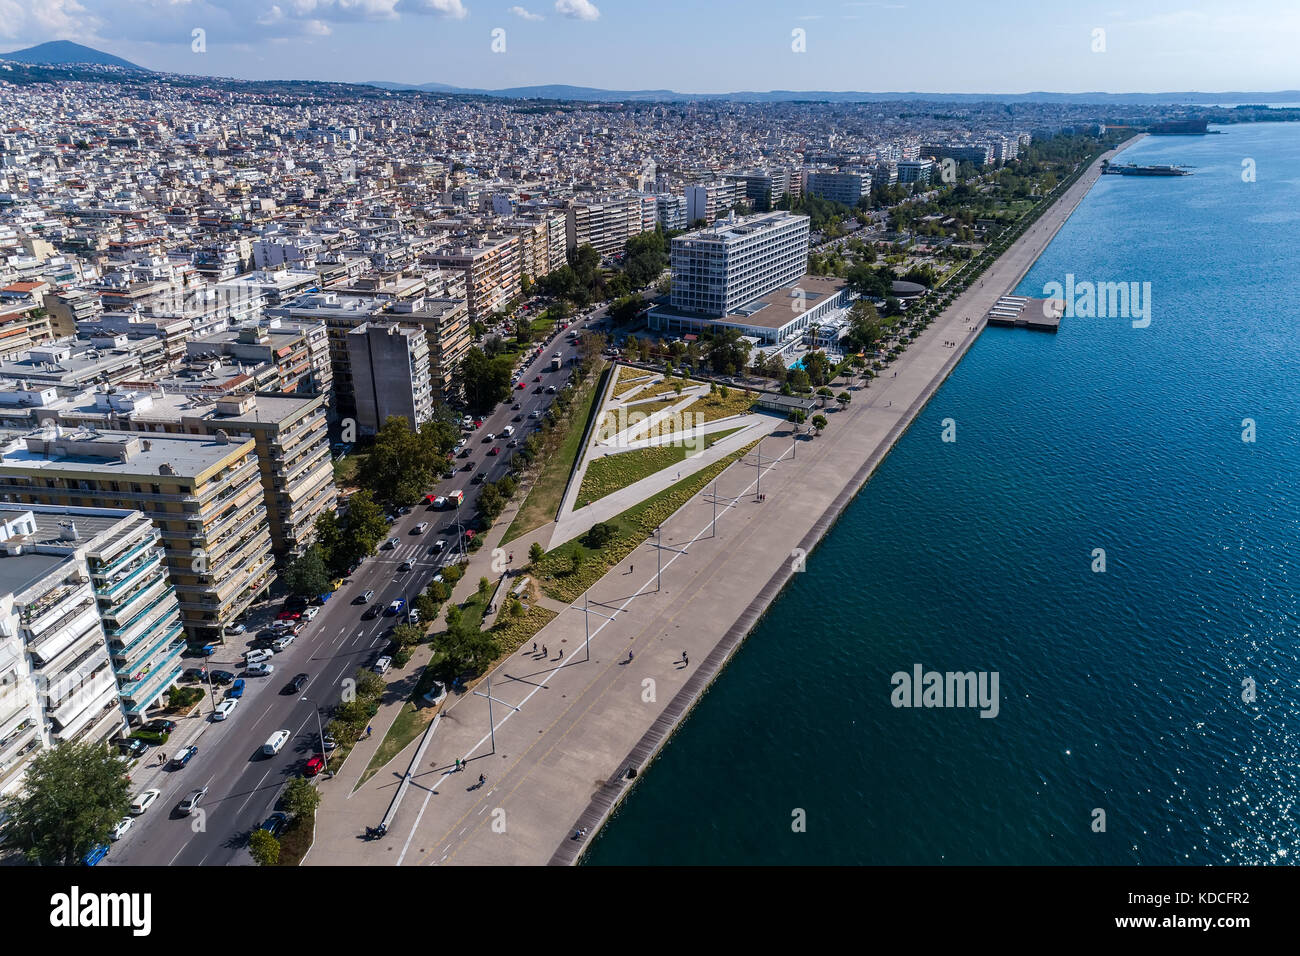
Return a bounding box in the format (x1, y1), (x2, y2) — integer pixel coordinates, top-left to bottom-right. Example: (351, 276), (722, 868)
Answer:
(458, 448), (471, 458)
(259, 812), (289, 837)
(170, 745), (198, 769)
(487, 446), (500, 456)
(182, 667), (210, 683)
(471, 473), (486, 484)
(461, 462), (474, 472)
(362, 605), (380, 620)
(210, 670), (235, 686)
(145, 718), (177, 734)
(117, 737), (148, 758)
(283, 673), (309, 695)
(512, 414), (523, 423)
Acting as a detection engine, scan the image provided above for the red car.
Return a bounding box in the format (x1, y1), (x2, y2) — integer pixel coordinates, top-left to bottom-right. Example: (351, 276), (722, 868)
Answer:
(516, 382), (526, 389)
(473, 420), (482, 429)
(276, 610), (301, 621)
(464, 529), (477, 541)
(304, 754), (326, 777)
(488, 446), (500, 456)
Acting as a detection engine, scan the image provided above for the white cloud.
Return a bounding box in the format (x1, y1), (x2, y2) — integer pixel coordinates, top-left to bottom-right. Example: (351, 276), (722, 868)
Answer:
(554, 0), (597, 21)
(0, 0), (102, 42)
(398, 0), (467, 17)
(509, 5), (542, 20)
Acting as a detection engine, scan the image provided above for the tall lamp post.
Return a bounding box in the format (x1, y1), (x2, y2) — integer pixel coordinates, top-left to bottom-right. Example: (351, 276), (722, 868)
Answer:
(300, 695), (331, 777)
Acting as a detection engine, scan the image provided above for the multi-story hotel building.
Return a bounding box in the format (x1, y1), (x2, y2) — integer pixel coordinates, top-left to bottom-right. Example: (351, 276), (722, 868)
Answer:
(0, 428), (274, 642)
(667, 211), (810, 318)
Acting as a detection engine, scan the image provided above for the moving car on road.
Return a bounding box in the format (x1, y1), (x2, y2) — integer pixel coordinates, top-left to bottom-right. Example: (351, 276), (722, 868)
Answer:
(177, 786), (208, 816)
(212, 698), (238, 721)
(129, 789), (161, 815)
(285, 673), (309, 695)
(170, 746), (198, 769)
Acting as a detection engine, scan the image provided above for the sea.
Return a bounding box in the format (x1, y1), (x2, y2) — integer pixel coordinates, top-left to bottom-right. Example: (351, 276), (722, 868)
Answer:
(585, 121), (1300, 865)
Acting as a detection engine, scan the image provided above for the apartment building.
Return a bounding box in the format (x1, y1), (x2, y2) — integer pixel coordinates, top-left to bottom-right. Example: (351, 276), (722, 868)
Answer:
(388, 296), (471, 399)
(685, 181), (747, 225)
(265, 292), (388, 417)
(655, 194), (688, 232)
(0, 505), (185, 795)
(55, 388), (336, 559)
(565, 196), (652, 257)
(431, 234), (521, 323)
(804, 169), (873, 206)
(920, 143), (994, 168)
(666, 211), (810, 318)
(897, 159), (936, 185)
(0, 336), (168, 396)
(42, 288), (103, 338)
(345, 323), (434, 437)
(725, 169), (799, 211)
(0, 428), (275, 642)
(186, 317), (333, 397)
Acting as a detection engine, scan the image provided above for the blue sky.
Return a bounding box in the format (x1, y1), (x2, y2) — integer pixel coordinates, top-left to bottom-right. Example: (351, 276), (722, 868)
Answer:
(1, 1), (1294, 93)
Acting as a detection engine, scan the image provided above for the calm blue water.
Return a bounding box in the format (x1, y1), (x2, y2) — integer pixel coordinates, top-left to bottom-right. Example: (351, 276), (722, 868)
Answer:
(587, 123), (1300, 865)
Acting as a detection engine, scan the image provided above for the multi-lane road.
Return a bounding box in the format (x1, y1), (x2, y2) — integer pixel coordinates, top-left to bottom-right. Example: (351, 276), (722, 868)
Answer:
(109, 315), (596, 865)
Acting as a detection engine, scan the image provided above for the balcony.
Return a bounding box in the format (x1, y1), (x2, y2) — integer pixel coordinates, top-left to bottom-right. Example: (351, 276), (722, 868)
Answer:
(101, 576), (169, 627)
(89, 531), (162, 578)
(97, 551), (164, 602)
(21, 583), (94, 638)
(113, 618), (183, 678)
(117, 638), (185, 700)
(103, 586), (176, 638)
(122, 660), (184, 715)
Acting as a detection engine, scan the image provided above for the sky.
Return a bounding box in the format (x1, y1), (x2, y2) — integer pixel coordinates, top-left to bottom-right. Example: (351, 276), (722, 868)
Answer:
(0, 0), (1294, 94)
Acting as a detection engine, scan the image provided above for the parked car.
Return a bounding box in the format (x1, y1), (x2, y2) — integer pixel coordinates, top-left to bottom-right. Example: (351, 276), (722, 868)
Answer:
(211, 670), (236, 686)
(170, 746), (198, 769)
(189, 642), (217, 657)
(178, 786), (208, 816)
(372, 655), (393, 675)
(182, 667), (210, 683)
(242, 649), (271, 666)
(129, 788), (161, 815)
(271, 633), (296, 651)
(304, 755), (326, 777)
(83, 844), (110, 866)
(321, 733), (338, 752)
(301, 606), (320, 622)
(276, 610), (301, 621)
(226, 678), (246, 699)
(212, 698), (238, 721)
(246, 661), (275, 677)
(144, 719), (176, 734)
(117, 738), (148, 759)
(223, 623), (247, 636)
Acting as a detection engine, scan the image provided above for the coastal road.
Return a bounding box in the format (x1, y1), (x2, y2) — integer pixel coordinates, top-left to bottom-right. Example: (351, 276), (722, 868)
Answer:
(299, 139), (1140, 867)
(106, 322), (589, 865)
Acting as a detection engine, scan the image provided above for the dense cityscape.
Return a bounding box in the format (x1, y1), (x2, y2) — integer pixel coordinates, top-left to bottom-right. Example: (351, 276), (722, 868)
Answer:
(0, 8), (1291, 926)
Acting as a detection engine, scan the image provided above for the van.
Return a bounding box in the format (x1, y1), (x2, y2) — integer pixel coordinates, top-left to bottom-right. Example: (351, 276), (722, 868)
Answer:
(500, 425), (515, 437)
(263, 730), (290, 755)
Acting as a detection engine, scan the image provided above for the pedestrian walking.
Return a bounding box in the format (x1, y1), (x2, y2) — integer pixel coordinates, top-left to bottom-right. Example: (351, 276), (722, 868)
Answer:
(508, 552), (514, 564)
(542, 644), (548, 657)
(682, 651), (689, 665)
(628, 650), (634, 662)
(478, 773), (485, 786)
(532, 641), (537, 654)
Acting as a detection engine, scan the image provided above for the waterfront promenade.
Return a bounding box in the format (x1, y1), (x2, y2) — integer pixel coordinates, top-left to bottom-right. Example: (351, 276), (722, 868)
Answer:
(305, 138), (1137, 866)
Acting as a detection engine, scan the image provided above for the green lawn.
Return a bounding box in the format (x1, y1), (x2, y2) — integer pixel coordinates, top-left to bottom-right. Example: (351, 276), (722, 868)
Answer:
(503, 362), (607, 544)
(577, 427), (743, 504)
(532, 437), (762, 602)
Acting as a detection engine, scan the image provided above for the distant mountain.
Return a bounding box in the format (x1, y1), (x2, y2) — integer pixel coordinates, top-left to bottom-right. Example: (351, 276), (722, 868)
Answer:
(363, 79), (1300, 105)
(0, 40), (145, 71)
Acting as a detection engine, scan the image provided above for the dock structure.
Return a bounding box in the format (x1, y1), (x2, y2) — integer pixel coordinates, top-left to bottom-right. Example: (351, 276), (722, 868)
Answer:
(985, 295), (1064, 332)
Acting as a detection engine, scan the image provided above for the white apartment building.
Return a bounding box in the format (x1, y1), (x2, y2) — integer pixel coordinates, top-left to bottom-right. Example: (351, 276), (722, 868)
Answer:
(667, 211), (810, 318)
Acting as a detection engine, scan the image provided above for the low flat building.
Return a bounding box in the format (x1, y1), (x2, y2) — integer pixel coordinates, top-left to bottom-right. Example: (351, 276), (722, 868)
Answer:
(650, 274), (849, 346)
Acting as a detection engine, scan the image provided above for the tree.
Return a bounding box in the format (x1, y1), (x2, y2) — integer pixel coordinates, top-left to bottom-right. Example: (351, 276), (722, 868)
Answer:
(248, 829), (280, 866)
(529, 542), (544, 563)
(282, 777), (321, 818)
(584, 521), (616, 548)
(460, 347), (513, 413)
(811, 414), (828, 435)
(391, 622), (424, 648)
(608, 293), (642, 325)
(837, 391), (851, 408)
(414, 592), (440, 625)
(283, 544), (331, 598)
(316, 508), (346, 567)
(846, 300), (885, 351)
(1, 742), (131, 864)
(360, 416), (442, 507)
(342, 490), (388, 560)
(789, 409), (807, 425)
(439, 622), (500, 675)
(478, 482), (504, 521)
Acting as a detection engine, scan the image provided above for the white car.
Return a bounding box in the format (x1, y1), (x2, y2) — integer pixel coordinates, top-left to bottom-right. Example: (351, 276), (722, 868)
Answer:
(212, 698), (238, 721)
(432, 495), (447, 509)
(129, 788), (161, 815)
(246, 661), (275, 677)
(244, 648), (272, 666)
(110, 817), (133, 841)
(301, 606), (320, 621)
(271, 633), (295, 651)
(383, 537), (400, 550)
(413, 522), (428, 534)
(372, 656), (392, 675)
(223, 623), (246, 635)
(408, 608), (420, 624)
